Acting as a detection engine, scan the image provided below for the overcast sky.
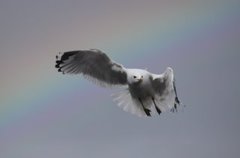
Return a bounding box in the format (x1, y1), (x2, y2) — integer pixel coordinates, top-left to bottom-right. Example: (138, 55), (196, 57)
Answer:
(0, 0), (240, 158)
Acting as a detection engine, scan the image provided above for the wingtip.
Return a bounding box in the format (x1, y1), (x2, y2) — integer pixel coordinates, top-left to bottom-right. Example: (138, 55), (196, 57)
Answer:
(166, 67), (174, 73)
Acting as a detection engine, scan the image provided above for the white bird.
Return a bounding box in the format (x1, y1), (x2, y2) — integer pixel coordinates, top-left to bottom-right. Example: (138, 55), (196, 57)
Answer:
(55, 49), (181, 117)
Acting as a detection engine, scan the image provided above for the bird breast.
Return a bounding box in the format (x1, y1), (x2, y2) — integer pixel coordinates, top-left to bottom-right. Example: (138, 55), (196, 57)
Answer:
(128, 79), (154, 99)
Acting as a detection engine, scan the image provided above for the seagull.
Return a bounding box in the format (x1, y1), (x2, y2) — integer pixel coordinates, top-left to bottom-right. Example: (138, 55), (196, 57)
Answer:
(55, 49), (181, 117)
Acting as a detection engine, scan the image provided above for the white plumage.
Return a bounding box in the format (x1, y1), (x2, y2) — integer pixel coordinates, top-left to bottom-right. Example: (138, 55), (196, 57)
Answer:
(55, 49), (181, 117)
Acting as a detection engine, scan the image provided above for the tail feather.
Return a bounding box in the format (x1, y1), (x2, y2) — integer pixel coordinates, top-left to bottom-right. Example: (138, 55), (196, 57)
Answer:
(111, 90), (147, 117)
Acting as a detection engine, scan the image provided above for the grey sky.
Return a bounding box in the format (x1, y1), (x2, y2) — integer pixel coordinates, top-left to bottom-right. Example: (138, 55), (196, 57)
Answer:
(0, 0), (240, 158)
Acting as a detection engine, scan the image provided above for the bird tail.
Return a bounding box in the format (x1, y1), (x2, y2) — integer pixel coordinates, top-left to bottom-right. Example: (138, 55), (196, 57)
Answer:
(111, 89), (147, 117)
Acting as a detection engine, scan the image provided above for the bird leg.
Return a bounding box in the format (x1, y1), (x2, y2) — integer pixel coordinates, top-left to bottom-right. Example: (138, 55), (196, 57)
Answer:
(138, 98), (151, 117)
(152, 97), (161, 115)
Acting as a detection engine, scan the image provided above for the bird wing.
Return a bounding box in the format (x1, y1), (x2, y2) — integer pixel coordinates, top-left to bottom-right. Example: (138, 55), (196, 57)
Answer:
(55, 49), (128, 87)
(151, 67), (180, 112)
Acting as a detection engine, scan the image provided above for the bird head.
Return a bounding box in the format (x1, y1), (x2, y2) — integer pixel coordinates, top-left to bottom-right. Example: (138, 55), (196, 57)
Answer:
(128, 73), (143, 84)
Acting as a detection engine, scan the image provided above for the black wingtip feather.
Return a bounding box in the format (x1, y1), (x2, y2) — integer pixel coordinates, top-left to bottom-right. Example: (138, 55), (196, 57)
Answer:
(60, 51), (78, 61)
(175, 97), (180, 104)
(171, 97), (181, 113)
(55, 60), (63, 68)
(55, 51), (79, 73)
(55, 64), (59, 68)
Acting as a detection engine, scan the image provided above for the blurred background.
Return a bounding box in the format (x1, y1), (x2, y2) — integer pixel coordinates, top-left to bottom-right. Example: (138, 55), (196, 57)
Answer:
(0, 0), (239, 157)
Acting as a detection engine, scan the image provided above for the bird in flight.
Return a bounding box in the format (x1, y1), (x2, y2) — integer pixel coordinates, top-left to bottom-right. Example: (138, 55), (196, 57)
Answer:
(55, 49), (181, 117)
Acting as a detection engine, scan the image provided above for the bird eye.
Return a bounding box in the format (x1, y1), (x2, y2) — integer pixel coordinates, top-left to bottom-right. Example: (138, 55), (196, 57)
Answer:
(133, 76), (137, 78)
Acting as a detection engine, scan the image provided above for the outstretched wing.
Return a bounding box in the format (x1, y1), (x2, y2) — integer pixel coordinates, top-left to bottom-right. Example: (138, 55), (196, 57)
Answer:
(151, 67), (180, 112)
(55, 49), (128, 86)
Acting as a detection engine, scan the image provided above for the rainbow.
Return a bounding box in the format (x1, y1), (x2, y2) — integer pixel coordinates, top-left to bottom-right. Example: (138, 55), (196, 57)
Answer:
(0, 1), (239, 131)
